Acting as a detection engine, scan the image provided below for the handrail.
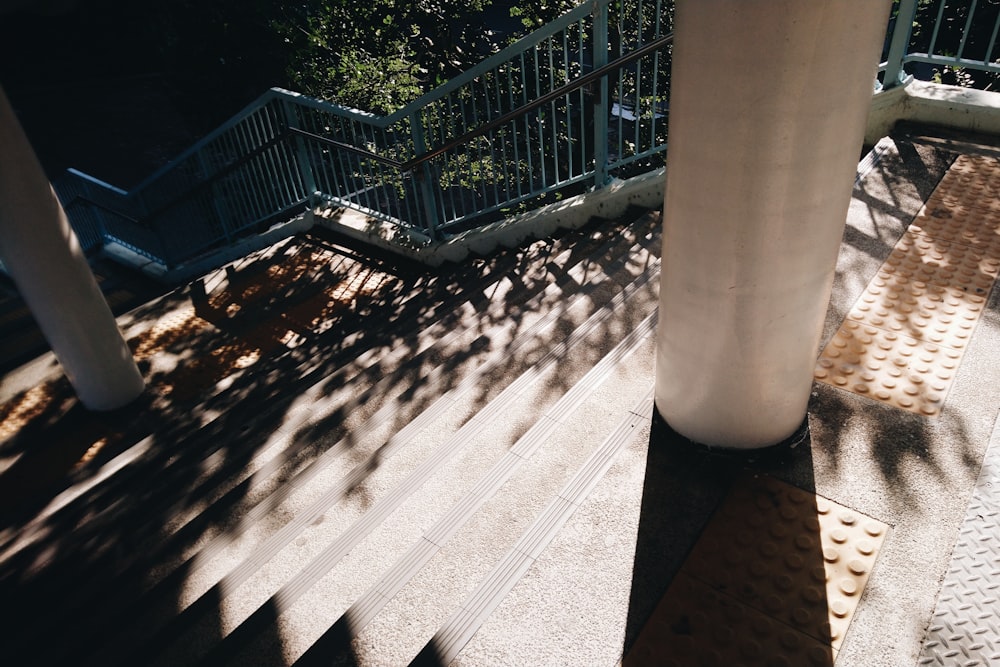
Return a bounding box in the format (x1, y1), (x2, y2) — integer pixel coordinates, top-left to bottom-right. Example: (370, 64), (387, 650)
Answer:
(288, 31), (674, 173)
(287, 127), (405, 169)
(65, 195), (142, 225)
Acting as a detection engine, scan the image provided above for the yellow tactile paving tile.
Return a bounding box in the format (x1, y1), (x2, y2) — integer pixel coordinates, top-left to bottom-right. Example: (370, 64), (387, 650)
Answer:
(816, 154), (1000, 415)
(885, 231), (998, 297)
(816, 321), (958, 416)
(624, 475), (887, 666)
(624, 574), (836, 667)
(848, 268), (986, 350)
(930, 154), (1000, 214)
(910, 205), (1000, 253)
(0, 383), (65, 444)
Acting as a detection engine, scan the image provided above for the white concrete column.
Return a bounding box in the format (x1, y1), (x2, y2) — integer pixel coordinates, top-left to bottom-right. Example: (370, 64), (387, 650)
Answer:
(0, 86), (145, 410)
(655, 0), (892, 448)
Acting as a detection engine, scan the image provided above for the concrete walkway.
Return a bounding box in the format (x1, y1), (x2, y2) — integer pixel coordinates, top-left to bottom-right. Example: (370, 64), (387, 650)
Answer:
(0, 129), (998, 667)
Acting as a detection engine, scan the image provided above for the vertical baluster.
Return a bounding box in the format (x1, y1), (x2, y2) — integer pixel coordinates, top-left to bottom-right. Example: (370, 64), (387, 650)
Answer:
(410, 111), (441, 236)
(197, 150), (232, 244)
(357, 121), (376, 212)
(347, 117), (367, 209)
(237, 118), (265, 223)
(563, 27), (574, 180)
(929, 0), (948, 56)
(265, 103), (295, 211)
(306, 109), (329, 197)
(354, 120), (375, 212)
(649, 0), (664, 156)
(577, 18), (587, 180)
(494, 66), (513, 204)
(315, 111), (335, 198)
(366, 122), (383, 216)
(469, 79), (485, 208)
(249, 110), (275, 218)
(437, 95), (454, 224)
(507, 62), (524, 199)
(482, 77), (501, 208)
(616, 3), (627, 168)
(378, 127), (399, 223)
(455, 90), (471, 220)
(520, 52), (534, 198)
(246, 108), (277, 217)
(394, 123), (418, 226)
(472, 81), (489, 211)
(283, 98), (317, 203)
(220, 126), (244, 239)
(264, 101), (297, 206)
(986, 5), (1000, 69)
(533, 44), (546, 194)
(633, 0), (644, 163)
(329, 115), (348, 200)
(883, 0), (917, 88)
(957, 0), (980, 62)
(593, 1), (609, 187)
(552, 32), (563, 184)
(220, 130), (250, 234)
(382, 126), (399, 223)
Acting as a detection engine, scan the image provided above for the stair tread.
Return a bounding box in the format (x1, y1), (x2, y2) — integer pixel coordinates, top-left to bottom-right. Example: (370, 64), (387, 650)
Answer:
(1, 211), (663, 667)
(105, 257), (659, 667)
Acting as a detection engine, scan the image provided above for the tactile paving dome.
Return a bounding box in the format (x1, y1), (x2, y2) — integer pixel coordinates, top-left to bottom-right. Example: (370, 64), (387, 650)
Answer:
(816, 154), (1000, 415)
(624, 475), (888, 666)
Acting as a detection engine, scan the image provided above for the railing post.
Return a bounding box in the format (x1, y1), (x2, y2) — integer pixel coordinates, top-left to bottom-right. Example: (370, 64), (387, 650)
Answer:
(282, 98), (318, 203)
(883, 0), (917, 90)
(593, 1), (610, 188)
(409, 112), (442, 238)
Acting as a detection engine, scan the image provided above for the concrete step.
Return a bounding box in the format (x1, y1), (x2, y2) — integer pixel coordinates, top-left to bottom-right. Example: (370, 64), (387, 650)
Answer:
(0, 212), (662, 667)
(94, 240), (660, 667)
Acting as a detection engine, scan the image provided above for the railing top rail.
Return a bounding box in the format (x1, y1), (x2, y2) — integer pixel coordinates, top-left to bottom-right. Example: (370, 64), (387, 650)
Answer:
(65, 168), (130, 196)
(903, 51), (1000, 72)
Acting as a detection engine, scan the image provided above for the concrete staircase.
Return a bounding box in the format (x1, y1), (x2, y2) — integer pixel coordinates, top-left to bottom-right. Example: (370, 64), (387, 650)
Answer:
(0, 212), (663, 666)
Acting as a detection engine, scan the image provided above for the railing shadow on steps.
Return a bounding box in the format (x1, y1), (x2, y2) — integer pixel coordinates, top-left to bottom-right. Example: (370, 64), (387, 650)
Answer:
(0, 208), (662, 667)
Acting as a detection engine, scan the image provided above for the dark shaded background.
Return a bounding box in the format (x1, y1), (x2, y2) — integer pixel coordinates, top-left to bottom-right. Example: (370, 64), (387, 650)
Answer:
(0, 0), (289, 186)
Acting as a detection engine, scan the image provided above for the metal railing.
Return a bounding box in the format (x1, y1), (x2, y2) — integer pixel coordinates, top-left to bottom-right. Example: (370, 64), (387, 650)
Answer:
(58, 0), (673, 268)
(882, 0), (1000, 89)
(56, 0), (996, 271)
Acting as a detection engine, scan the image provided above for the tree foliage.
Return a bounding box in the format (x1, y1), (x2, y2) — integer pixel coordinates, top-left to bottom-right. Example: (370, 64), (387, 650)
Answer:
(273, 0), (500, 113)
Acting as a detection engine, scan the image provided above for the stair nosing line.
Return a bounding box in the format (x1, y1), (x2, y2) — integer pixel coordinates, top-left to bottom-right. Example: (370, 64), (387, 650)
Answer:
(515, 496), (576, 561)
(196, 308), (657, 667)
(427, 388), (655, 665)
(8, 227), (648, 576)
(314, 330), (657, 667)
(116, 257), (661, 667)
(15, 229), (656, 574)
